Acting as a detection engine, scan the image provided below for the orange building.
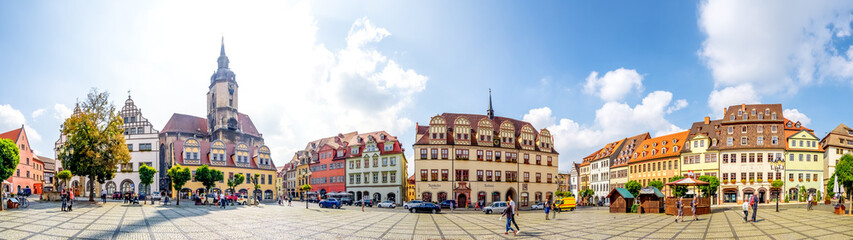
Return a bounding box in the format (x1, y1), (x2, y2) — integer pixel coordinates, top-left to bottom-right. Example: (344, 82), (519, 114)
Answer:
(628, 131), (689, 186)
(1, 126), (45, 195)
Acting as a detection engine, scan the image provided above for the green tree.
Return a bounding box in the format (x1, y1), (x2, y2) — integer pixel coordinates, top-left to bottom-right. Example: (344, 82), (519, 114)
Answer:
(669, 175), (687, 197)
(57, 89), (131, 202)
(194, 165), (224, 199)
(138, 163), (157, 204)
(167, 164), (191, 206)
(301, 184), (312, 208)
(648, 180), (664, 191)
(836, 154), (853, 212)
(771, 180), (784, 189)
(227, 173), (245, 194)
(0, 138), (20, 211)
(799, 185), (808, 202)
(826, 174), (836, 198)
(252, 174), (261, 200)
(625, 180), (642, 197)
(697, 175), (720, 198)
(57, 170), (72, 189)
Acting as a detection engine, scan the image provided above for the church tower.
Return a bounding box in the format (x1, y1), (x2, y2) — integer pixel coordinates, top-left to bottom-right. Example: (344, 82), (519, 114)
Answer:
(207, 37), (241, 141)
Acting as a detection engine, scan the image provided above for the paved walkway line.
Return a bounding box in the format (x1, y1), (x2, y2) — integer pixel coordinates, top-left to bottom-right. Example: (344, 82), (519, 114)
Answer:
(111, 205), (131, 240)
(441, 214), (478, 239)
(451, 213), (509, 239)
(637, 215), (677, 239)
(607, 214), (667, 239)
(430, 214), (446, 240)
(670, 214), (696, 239)
(409, 214), (420, 240)
(155, 206), (191, 239)
(140, 206), (156, 240)
(168, 207), (229, 239)
(723, 209), (740, 240)
(701, 212), (713, 239)
(66, 203), (117, 239)
(377, 212), (409, 239)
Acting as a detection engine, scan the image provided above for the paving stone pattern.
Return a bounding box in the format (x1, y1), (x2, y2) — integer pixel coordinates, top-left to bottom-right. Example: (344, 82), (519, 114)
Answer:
(1, 200), (851, 240)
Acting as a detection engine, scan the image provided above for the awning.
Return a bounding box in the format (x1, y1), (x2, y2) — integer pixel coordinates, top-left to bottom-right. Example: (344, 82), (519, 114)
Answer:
(665, 177), (710, 186)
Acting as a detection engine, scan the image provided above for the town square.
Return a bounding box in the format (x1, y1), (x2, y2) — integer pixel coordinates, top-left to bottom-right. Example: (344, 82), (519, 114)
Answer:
(2, 200), (852, 240)
(5, 0), (853, 239)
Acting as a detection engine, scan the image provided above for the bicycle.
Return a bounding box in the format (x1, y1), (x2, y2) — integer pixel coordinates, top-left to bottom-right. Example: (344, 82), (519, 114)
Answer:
(16, 195), (29, 208)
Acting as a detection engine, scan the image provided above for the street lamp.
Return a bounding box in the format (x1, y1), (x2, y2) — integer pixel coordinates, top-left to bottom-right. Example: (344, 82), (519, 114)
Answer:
(771, 156), (785, 212)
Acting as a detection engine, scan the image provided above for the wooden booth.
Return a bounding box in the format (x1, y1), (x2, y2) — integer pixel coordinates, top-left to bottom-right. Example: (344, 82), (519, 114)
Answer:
(637, 186), (664, 214)
(664, 177), (711, 215)
(607, 188), (634, 213)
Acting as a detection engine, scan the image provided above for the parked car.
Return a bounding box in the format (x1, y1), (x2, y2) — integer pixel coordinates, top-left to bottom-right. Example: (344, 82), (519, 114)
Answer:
(340, 197), (353, 206)
(354, 199), (374, 207)
(377, 201), (396, 208)
(151, 192), (161, 201)
(319, 199), (342, 209)
(307, 196), (320, 203)
(409, 202), (441, 214)
(199, 193), (218, 205)
(404, 200), (423, 209)
(530, 202), (545, 210)
(439, 200), (457, 209)
(483, 201), (508, 214)
(555, 197), (576, 212)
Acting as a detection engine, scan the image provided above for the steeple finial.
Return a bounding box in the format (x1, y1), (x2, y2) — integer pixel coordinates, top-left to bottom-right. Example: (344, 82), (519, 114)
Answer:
(217, 36), (230, 69)
(487, 88), (494, 119)
(128, 89), (131, 99)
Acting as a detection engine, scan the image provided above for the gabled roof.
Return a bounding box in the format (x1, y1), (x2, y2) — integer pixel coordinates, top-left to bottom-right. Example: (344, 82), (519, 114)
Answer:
(820, 123), (853, 149)
(606, 188), (634, 199)
(721, 103), (784, 124)
(630, 131), (689, 163)
(0, 128), (22, 143)
(783, 118), (813, 132)
(161, 113), (208, 134)
(682, 118), (724, 152)
(413, 113), (557, 154)
(237, 113), (261, 137)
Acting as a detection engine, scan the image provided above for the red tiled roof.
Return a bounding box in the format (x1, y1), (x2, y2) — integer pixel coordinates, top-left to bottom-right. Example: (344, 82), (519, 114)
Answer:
(237, 112), (261, 137)
(173, 138), (276, 170)
(0, 128), (22, 142)
(413, 113), (556, 153)
(630, 131), (689, 163)
(162, 113), (208, 135)
(783, 118), (813, 132)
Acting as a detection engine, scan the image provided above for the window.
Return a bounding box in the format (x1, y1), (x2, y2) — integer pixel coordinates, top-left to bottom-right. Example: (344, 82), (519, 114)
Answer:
(757, 137), (763, 145)
(547, 156), (552, 166)
(727, 137), (733, 146)
(742, 126), (747, 133)
(536, 155), (541, 165)
(495, 171), (501, 181)
(524, 154), (530, 164)
(495, 151), (501, 161)
(757, 126), (763, 133)
(390, 157), (396, 166)
(421, 169), (428, 181)
(477, 150), (484, 160)
(441, 169), (449, 181)
(741, 137), (748, 145)
(535, 173), (541, 183)
(382, 157), (388, 166)
(723, 154), (729, 163)
(430, 149), (438, 159)
(373, 173), (379, 183)
(382, 172), (388, 182)
(749, 153), (755, 162)
(772, 136), (778, 145)
(772, 113), (777, 120)
(420, 149), (427, 159)
(441, 149), (448, 159)
(728, 127), (733, 134)
(431, 169), (439, 181)
(547, 173), (552, 183)
(139, 143), (152, 151)
(757, 153), (763, 162)
(772, 126), (777, 133)
(477, 170), (484, 181)
(385, 143), (394, 151)
(524, 172), (530, 182)
(741, 154), (747, 163)
(486, 151), (492, 161)
(127, 144), (133, 151)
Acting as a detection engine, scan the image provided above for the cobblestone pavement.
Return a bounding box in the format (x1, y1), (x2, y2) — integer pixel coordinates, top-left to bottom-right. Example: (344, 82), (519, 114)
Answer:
(1, 199), (852, 239)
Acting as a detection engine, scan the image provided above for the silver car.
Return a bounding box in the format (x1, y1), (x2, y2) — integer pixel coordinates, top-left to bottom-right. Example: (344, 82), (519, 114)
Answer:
(404, 200), (423, 209)
(483, 201), (508, 214)
(377, 200), (396, 208)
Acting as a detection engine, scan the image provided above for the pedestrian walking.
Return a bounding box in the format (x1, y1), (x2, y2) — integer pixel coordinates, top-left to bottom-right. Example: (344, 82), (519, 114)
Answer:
(544, 199), (550, 220)
(675, 196), (683, 222)
(750, 195), (758, 222)
(500, 202), (516, 235)
(551, 201), (558, 220)
(507, 196), (520, 234)
(68, 189), (74, 212)
(60, 188), (67, 212)
(808, 194), (814, 211)
(101, 190), (107, 204)
(691, 197), (698, 221)
(742, 199), (749, 222)
(361, 198), (365, 212)
(288, 196), (292, 206)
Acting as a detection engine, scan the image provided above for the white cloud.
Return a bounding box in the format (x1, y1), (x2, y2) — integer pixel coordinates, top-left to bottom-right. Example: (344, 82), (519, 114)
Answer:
(31, 109), (46, 119)
(525, 90), (686, 165)
(583, 68), (643, 101)
(699, 0), (853, 111)
(0, 104), (42, 143)
(707, 85), (760, 117)
(783, 109), (812, 126)
(53, 104), (72, 121)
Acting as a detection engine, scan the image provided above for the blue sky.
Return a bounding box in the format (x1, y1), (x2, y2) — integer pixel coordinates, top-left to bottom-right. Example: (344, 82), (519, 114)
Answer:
(1, 1), (853, 175)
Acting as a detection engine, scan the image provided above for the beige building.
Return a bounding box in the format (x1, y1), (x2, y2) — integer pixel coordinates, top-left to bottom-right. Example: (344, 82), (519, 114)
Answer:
(413, 94), (558, 208)
(821, 123), (853, 188)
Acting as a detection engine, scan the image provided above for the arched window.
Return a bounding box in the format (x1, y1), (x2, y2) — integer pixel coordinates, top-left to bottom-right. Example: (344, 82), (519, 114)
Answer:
(235, 143), (249, 163)
(258, 145), (271, 165)
(211, 140), (226, 163)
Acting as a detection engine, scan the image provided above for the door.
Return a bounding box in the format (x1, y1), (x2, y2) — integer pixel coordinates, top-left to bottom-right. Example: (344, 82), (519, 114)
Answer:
(457, 193), (467, 208)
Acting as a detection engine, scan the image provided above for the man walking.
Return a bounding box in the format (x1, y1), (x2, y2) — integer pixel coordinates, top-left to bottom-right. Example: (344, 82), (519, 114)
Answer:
(500, 201), (516, 235)
(102, 190), (107, 204)
(750, 195), (758, 222)
(61, 188), (67, 212)
(507, 196), (520, 234)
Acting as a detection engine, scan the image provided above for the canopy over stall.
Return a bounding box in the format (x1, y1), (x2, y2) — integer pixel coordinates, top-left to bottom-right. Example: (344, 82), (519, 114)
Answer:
(664, 177), (711, 215)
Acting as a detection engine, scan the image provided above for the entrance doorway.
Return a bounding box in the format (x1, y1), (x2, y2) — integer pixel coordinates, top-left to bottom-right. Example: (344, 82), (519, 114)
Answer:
(506, 188), (516, 202)
(457, 193), (468, 208)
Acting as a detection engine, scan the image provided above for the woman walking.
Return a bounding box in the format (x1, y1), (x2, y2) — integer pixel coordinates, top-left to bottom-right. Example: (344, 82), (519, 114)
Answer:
(60, 188), (67, 212)
(742, 199), (750, 222)
(68, 189), (74, 212)
(674, 196), (683, 222)
(691, 197), (698, 221)
(500, 202), (516, 235)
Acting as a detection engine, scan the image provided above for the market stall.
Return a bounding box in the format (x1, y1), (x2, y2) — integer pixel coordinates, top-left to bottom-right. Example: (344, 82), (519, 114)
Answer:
(664, 177), (711, 215)
(637, 186), (664, 214)
(606, 188), (634, 213)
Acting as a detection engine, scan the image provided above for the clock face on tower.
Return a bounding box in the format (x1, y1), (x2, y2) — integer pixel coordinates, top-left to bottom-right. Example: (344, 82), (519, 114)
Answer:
(493, 138), (501, 147)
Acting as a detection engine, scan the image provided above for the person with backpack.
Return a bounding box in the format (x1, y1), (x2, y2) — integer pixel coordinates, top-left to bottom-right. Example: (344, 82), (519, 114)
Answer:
(500, 201), (516, 235)
(675, 196), (683, 222)
(544, 199), (551, 220)
(750, 195), (758, 222)
(60, 188), (67, 212)
(691, 197), (698, 221)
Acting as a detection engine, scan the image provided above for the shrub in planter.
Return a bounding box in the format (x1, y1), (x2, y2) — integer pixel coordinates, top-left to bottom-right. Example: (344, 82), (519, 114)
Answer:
(630, 204), (638, 213)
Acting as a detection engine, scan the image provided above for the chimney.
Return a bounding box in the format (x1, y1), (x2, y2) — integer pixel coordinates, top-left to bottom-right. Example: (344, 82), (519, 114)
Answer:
(723, 108), (727, 115)
(704, 116), (710, 125)
(741, 104), (746, 111)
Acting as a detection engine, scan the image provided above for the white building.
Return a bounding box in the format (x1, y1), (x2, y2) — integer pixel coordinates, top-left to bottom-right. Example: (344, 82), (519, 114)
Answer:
(346, 132), (407, 204)
(569, 163), (579, 197)
(103, 94), (160, 196)
(588, 139), (623, 205)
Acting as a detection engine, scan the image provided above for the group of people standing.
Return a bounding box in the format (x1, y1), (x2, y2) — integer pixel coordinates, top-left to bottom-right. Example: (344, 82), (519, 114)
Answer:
(60, 188), (74, 212)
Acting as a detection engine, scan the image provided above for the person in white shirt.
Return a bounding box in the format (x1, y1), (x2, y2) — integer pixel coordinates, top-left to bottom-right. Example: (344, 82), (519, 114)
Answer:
(507, 195), (520, 234)
(742, 200), (749, 223)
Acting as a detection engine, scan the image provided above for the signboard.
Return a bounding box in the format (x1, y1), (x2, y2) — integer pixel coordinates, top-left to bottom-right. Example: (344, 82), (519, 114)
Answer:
(639, 187), (656, 195)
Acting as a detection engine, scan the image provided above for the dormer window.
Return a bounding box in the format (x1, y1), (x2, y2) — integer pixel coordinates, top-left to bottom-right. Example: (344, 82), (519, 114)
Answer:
(352, 147), (359, 154)
(730, 115), (735, 120)
(787, 122), (792, 128)
(183, 138), (200, 160)
(738, 110), (742, 116)
(751, 109), (756, 115)
(384, 143), (394, 151)
(380, 134), (386, 140)
(662, 140), (667, 145)
(795, 122), (801, 128)
(772, 113), (777, 120)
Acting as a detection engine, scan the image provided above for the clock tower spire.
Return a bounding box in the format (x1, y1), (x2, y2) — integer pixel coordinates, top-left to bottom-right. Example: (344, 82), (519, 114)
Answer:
(207, 37), (240, 141)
